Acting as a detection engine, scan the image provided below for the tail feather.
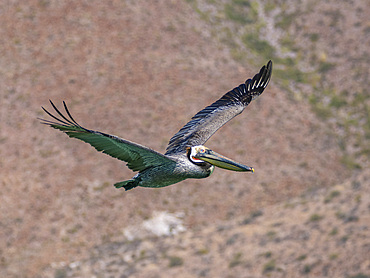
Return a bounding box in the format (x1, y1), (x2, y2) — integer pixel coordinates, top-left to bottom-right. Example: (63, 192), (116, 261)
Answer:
(114, 178), (140, 191)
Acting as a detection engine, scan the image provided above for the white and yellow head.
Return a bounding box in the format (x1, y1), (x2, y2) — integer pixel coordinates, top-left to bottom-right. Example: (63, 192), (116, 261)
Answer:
(188, 145), (254, 172)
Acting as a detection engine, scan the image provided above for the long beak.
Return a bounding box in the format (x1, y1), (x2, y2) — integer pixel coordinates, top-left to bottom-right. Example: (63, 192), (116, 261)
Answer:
(194, 149), (254, 172)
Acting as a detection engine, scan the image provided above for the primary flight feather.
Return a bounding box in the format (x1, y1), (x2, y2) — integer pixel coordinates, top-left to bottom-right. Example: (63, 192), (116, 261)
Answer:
(40, 60), (272, 190)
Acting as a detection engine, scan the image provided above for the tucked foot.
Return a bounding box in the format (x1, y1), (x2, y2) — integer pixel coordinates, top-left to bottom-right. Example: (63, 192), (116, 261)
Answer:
(114, 178), (139, 191)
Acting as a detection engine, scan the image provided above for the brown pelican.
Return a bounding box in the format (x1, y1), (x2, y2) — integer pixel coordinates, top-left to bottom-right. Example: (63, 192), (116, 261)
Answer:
(40, 61), (272, 190)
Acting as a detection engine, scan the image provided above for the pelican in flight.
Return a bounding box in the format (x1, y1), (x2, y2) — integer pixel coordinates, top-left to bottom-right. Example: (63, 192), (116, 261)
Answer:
(40, 61), (272, 190)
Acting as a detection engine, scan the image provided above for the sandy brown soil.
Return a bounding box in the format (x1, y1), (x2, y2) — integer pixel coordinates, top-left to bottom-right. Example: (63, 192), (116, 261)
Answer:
(0, 1), (367, 277)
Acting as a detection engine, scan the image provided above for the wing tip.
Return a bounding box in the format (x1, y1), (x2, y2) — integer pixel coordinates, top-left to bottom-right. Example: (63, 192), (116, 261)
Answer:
(39, 100), (86, 132)
(247, 60), (273, 94)
(263, 60), (273, 88)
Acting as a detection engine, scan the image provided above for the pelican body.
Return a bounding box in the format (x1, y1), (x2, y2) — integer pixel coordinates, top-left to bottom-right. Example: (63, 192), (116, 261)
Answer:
(40, 61), (272, 190)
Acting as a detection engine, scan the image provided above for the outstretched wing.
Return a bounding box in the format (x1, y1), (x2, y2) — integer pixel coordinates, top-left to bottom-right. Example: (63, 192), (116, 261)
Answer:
(165, 60), (272, 155)
(40, 101), (176, 172)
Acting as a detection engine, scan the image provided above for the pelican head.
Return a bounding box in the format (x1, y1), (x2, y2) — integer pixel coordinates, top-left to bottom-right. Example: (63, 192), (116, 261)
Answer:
(188, 145), (254, 172)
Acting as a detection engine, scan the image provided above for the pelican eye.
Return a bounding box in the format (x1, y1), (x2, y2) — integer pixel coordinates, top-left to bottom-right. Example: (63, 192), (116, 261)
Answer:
(189, 146), (206, 164)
